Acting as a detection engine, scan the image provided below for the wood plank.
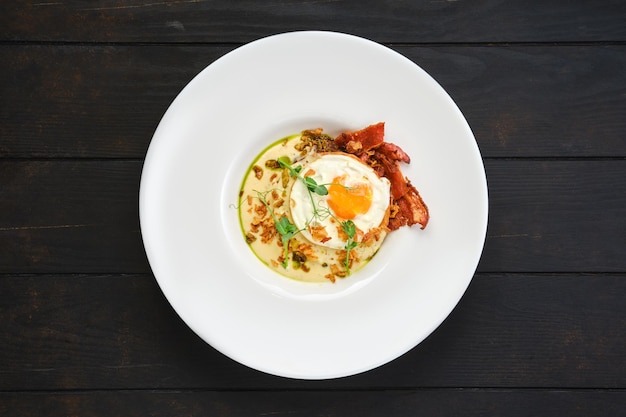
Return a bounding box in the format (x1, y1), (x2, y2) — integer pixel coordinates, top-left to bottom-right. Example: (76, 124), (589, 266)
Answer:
(1, 389), (625, 417)
(2, 1), (625, 43)
(0, 273), (624, 390)
(0, 161), (149, 273)
(402, 45), (626, 158)
(0, 45), (235, 158)
(0, 160), (623, 273)
(480, 159), (626, 272)
(1, 45), (624, 158)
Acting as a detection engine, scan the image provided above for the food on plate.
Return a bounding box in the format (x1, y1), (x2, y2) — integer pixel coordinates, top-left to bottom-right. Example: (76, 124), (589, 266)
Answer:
(238, 122), (428, 283)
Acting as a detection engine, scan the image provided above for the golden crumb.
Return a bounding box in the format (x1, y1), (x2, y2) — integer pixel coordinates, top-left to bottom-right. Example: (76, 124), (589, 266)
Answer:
(309, 224), (331, 244)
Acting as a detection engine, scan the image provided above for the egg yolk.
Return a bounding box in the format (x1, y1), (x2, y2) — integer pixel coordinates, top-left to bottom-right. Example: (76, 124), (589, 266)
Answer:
(327, 175), (373, 220)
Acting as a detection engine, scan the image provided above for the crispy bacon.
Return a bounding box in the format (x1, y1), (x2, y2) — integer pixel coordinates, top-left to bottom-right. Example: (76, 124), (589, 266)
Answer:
(335, 122), (385, 151)
(388, 182), (429, 231)
(334, 122), (429, 231)
(376, 141), (410, 164)
(368, 150), (408, 200)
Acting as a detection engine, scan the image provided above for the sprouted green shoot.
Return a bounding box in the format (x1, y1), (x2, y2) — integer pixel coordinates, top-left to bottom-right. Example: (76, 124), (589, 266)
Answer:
(253, 156), (360, 275)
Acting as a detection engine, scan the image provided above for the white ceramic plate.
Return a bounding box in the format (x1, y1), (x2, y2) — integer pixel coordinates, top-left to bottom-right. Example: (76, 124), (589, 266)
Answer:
(140, 31), (488, 379)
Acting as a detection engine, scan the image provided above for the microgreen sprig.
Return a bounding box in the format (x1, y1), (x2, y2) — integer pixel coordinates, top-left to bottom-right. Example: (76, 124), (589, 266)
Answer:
(255, 189), (302, 268)
(275, 216), (300, 268)
(263, 156), (361, 275)
(277, 156), (328, 196)
(341, 219), (358, 274)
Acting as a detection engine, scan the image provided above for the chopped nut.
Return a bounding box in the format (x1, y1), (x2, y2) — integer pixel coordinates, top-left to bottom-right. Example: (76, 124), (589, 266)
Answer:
(253, 165), (263, 179)
(265, 159), (281, 169)
(281, 168), (290, 188)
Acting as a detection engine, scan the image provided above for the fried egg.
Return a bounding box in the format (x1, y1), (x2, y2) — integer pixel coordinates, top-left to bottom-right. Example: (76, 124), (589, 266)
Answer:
(289, 153), (391, 249)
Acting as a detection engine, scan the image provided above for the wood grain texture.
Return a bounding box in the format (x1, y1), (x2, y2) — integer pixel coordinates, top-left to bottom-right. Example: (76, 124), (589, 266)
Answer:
(1, 389), (625, 417)
(0, 45), (235, 158)
(481, 159), (626, 272)
(2, 3), (625, 413)
(0, 161), (148, 273)
(2, 0), (625, 43)
(1, 45), (625, 158)
(1, 160), (623, 273)
(0, 273), (624, 390)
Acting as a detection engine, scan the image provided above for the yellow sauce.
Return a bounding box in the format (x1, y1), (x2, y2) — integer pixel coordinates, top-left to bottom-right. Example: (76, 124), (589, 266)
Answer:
(238, 133), (387, 283)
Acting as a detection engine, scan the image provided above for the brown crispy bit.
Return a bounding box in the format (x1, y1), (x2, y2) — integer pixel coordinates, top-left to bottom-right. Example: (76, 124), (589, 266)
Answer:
(270, 173), (278, 183)
(330, 263), (347, 278)
(296, 242), (318, 261)
(335, 224), (349, 242)
(245, 233), (256, 244)
(247, 195), (253, 206)
(345, 140), (363, 154)
(259, 217), (277, 243)
(389, 203), (399, 219)
(309, 224), (331, 244)
(253, 165), (263, 180)
(337, 249), (358, 270)
(362, 226), (383, 246)
(281, 169), (290, 188)
(254, 203), (267, 218)
(265, 159), (281, 169)
(349, 249), (360, 264)
(325, 273), (336, 283)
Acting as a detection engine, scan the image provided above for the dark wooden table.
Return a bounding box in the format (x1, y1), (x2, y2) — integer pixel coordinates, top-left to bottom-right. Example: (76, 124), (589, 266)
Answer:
(2, 1), (625, 415)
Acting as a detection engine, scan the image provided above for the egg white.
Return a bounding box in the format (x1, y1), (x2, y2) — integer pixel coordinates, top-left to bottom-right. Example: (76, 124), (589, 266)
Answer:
(289, 153), (391, 249)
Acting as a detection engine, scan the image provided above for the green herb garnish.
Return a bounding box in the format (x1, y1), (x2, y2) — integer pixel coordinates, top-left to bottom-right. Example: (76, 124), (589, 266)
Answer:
(341, 219), (358, 274)
(255, 156), (360, 276)
(275, 215), (300, 268)
(277, 156), (328, 196)
(255, 189), (303, 268)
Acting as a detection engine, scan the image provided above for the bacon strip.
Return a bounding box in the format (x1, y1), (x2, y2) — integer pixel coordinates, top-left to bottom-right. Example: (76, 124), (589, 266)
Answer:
(376, 142), (410, 164)
(334, 122), (429, 231)
(388, 182), (429, 230)
(368, 150), (407, 200)
(335, 122), (385, 151)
